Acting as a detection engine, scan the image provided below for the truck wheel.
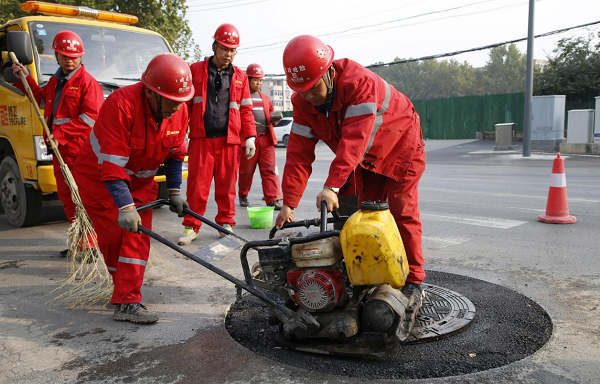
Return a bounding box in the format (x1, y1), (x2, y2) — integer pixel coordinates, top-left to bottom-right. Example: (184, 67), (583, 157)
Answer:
(283, 134), (289, 148)
(156, 181), (168, 201)
(0, 157), (42, 227)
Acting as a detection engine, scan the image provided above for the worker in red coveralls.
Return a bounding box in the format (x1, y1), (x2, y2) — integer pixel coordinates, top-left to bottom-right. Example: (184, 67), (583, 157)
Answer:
(275, 35), (427, 308)
(12, 30), (103, 256)
(179, 23), (257, 245)
(73, 53), (193, 324)
(238, 63), (283, 210)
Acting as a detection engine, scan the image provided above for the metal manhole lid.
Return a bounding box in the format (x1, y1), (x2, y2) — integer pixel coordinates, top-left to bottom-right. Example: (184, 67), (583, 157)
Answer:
(409, 283), (476, 343)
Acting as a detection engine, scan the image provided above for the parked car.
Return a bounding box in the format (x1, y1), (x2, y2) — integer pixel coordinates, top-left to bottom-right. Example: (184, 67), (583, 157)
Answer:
(274, 117), (292, 147)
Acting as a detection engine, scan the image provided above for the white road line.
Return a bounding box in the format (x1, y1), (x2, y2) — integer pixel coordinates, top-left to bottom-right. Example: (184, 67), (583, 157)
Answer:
(422, 235), (470, 249)
(421, 213), (527, 229)
(421, 187), (600, 203)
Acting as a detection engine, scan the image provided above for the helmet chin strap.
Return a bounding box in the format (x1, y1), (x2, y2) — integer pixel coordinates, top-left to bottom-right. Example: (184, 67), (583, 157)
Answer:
(152, 91), (164, 127)
(323, 66), (335, 105)
(153, 92), (163, 118)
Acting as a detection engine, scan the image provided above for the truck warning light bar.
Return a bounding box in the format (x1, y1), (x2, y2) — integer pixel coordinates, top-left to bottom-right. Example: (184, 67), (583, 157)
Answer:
(20, 1), (139, 25)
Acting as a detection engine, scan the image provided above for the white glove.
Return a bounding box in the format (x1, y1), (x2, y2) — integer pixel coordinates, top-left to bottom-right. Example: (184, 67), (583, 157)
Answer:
(245, 137), (256, 159)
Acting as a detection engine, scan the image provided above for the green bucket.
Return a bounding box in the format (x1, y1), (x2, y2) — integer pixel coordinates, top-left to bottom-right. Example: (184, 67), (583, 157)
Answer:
(247, 206), (275, 229)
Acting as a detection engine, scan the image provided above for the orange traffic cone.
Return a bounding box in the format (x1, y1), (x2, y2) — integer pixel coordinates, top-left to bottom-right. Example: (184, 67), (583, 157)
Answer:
(538, 153), (576, 224)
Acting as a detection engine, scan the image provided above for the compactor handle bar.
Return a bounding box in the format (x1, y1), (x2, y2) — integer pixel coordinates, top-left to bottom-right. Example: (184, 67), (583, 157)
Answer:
(136, 199), (248, 242)
(268, 201), (347, 239)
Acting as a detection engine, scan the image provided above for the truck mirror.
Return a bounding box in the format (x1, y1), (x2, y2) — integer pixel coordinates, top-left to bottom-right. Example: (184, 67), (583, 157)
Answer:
(7, 31), (33, 65)
(3, 66), (18, 83)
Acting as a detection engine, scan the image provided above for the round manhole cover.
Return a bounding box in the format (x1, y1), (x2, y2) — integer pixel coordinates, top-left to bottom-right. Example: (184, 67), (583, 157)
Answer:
(410, 283), (476, 343)
(225, 270), (553, 380)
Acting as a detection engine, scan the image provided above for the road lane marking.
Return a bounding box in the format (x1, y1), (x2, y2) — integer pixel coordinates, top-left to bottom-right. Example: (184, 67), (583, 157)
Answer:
(423, 235), (470, 249)
(421, 187), (599, 203)
(421, 213), (527, 229)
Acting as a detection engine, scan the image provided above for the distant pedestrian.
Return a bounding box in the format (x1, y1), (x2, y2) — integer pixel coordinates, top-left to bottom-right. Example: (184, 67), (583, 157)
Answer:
(178, 23), (257, 245)
(238, 63), (283, 210)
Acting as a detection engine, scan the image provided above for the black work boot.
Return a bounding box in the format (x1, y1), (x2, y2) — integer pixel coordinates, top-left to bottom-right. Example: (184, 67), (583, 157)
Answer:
(113, 303), (159, 324)
(401, 282), (424, 311)
(239, 196), (249, 207)
(268, 199), (283, 210)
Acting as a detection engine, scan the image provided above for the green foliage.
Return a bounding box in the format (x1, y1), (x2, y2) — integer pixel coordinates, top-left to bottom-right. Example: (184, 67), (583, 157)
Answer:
(534, 30), (600, 103)
(371, 43), (527, 100)
(0, 0), (200, 60)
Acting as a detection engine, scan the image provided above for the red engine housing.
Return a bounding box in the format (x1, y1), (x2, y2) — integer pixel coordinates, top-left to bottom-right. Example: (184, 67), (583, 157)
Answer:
(287, 269), (345, 312)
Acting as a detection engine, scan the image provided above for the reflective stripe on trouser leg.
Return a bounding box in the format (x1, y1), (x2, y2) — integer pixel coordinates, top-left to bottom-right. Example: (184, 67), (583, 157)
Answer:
(214, 138), (239, 226)
(238, 143), (259, 198)
(256, 136), (282, 204)
(357, 150), (426, 284)
(111, 208), (152, 304)
(183, 138), (215, 230)
(53, 150), (77, 223)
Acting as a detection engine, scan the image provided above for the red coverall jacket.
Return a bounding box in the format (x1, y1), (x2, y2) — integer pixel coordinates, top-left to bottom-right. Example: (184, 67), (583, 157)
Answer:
(75, 81), (187, 206)
(17, 65), (103, 155)
(283, 58), (422, 209)
(187, 58), (256, 142)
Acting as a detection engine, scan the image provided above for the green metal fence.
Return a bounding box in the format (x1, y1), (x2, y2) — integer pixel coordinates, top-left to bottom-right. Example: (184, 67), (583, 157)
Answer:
(414, 93), (525, 139)
(284, 92), (595, 139)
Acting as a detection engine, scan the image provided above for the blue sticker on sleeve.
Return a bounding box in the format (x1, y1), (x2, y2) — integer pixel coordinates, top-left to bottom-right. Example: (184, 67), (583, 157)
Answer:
(36, 29), (47, 36)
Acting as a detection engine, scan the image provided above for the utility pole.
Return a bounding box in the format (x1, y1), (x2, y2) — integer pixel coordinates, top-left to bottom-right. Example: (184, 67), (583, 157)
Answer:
(523, 0), (535, 157)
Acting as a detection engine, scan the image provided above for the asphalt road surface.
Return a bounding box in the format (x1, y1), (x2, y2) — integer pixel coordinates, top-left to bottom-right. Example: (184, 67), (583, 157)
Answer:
(1, 139), (599, 383)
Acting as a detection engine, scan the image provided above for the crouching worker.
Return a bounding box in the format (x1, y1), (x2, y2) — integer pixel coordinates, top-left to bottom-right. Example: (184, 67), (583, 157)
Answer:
(73, 54), (193, 324)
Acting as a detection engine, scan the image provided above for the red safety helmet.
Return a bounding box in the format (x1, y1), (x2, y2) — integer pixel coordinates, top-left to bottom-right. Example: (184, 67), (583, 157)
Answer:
(282, 35), (334, 92)
(142, 53), (194, 102)
(52, 30), (85, 58)
(213, 23), (240, 49)
(246, 63), (264, 78)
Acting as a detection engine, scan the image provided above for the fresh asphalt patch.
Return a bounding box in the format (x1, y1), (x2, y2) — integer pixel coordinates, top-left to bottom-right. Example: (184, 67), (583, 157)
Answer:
(225, 270), (553, 380)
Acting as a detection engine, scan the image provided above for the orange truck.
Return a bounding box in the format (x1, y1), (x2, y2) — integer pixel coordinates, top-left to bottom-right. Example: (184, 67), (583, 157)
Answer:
(0, 1), (188, 226)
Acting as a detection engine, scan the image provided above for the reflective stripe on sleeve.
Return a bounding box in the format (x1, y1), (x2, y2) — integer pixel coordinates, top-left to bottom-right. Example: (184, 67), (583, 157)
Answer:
(79, 113), (95, 128)
(291, 122), (316, 139)
(125, 168), (158, 178)
(107, 267), (117, 272)
(118, 256), (147, 267)
(364, 81), (391, 156)
(240, 98), (253, 106)
(230, 102), (240, 110)
(53, 118), (71, 125)
(193, 96), (202, 104)
(550, 173), (566, 188)
(90, 129), (130, 166)
(345, 102), (376, 119)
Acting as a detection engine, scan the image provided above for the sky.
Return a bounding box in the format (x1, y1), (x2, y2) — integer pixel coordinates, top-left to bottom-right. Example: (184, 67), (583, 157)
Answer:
(185, 0), (600, 74)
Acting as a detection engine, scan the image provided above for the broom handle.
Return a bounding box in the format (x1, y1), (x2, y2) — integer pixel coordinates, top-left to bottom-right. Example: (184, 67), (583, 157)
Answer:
(9, 52), (66, 166)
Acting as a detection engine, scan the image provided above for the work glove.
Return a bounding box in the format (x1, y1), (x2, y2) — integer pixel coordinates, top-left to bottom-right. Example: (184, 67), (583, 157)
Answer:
(270, 111), (283, 125)
(117, 208), (142, 233)
(245, 137), (256, 159)
(168, 193), (189, 217)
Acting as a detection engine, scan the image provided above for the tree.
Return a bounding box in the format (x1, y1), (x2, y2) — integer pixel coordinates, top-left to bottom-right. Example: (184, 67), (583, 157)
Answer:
(482, 44), (527, 94)
(1, 0), (200, 60)
(534, 30), (600, 103)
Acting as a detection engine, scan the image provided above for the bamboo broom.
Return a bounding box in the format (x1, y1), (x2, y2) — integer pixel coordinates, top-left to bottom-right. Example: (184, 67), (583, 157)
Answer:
(10, 52), (112, 306)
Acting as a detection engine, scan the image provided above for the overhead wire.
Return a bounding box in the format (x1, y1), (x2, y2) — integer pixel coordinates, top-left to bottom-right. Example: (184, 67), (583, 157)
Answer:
(237, 0), (528, 53)
(366, 20), (600, 68)
(188, 0), (270, 12)
(260, 20), (600, 75)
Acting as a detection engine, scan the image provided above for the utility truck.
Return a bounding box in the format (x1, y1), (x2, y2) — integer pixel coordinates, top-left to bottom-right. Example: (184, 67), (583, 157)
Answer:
(0, 1), (187, 227)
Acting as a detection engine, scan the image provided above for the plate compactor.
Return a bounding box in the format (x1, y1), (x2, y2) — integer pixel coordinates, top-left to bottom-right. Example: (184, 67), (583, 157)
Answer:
(138, 200), (421, 357)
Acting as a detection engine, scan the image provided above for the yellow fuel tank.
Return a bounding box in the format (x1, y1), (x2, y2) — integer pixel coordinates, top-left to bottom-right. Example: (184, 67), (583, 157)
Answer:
(340, 201), (409, 288)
